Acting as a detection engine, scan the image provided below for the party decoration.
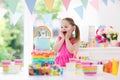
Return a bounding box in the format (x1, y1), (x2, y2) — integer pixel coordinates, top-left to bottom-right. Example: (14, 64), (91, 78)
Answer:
(62, 0), (71, 10)
(4, 0), (19, 13)
(42, 13), (52, 23)
(90, 0), (99, 12)
(0, 0), (2, 4)
(34, 26), (52, 50)
(112, 59), (119, 75)
(81, 0), (88, 8)
(25, 0), (36, 14)
(34, 26), (52, 38)
(95, 25), (106, 44)
(44, 0), (54, 11)
(102, 0), (108, 6)
(74, 6), (84, 19)
(2, 59), (23, 73)
(31, 51), (54, 65)
(0, 8), (7, 20)
(111, 0), (115, 3)
(82, 65), (97, 75)
(10, 12), (22, 26)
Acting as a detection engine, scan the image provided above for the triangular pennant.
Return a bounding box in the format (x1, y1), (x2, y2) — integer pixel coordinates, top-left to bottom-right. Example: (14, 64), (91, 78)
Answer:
(10, 12), (22, 26)
(0, 0), (2, 4)
(34, 18), (44, 27)
(42, 13), (52, 23)
(102, 0), (108, 6)
(62, 0), (71, 10)
(4, 0), (19, 13)
(74, 6), (84, 19)
(111, 0), (115, 3)
(90, 0), (99, 12)
(25, 0), (36, 14)
(81, 0), (88, 8)
(44, 0), (54, 11)
(0, 8), (7, 20)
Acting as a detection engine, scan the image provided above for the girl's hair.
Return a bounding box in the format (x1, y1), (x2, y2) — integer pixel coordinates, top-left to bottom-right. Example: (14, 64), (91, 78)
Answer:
(62, 17), (80, 42)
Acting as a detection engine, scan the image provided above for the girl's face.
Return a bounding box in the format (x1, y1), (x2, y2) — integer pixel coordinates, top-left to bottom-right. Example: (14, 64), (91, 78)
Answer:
(60, 20), (74, 35)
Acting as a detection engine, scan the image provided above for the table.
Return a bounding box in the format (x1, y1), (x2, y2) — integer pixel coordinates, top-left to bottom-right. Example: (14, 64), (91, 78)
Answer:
(0, 68), (120, 80)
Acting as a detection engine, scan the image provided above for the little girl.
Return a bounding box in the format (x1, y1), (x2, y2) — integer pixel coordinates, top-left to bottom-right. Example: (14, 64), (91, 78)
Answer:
(54, 17), (80, 67)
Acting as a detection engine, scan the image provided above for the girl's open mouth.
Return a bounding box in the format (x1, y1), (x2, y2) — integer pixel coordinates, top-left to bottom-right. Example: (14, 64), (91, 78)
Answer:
(63, 31), (67, 35)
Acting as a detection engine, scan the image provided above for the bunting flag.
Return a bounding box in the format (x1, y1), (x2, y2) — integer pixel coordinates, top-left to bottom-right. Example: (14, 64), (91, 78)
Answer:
(4, 0), (19, 13)
(0, 8), (7, 20)
(25, 0), (36, 14)
(44, 0), (54, 11)
(81, 0), (88, 8)
(42, 13), (52, 23)
(90, 0), (99, 12)
(62, 0), (71, 10)
(74, 6), (84, 19)
(102, 0), (108, 6)
(10, 12), (22, 26)
(34, 18), (44, 27)
(111, 0), (115, 3)
(0, 0), (2, 4)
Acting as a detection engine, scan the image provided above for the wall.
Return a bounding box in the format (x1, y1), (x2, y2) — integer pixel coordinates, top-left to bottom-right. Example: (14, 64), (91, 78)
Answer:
(58, 0), (120, 41)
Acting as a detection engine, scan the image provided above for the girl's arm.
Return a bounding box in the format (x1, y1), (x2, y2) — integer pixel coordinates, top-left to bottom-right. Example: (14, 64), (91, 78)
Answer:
(65, 39), (80, 54)
(54, 31), (65, 52)
(54, 38), (64, 52)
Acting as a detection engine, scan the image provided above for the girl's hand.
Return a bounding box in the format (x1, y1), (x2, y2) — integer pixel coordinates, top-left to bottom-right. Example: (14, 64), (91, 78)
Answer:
(65, 29), (72, 39)
(65, 32), (71, 39)
(59, 31), (65, 39)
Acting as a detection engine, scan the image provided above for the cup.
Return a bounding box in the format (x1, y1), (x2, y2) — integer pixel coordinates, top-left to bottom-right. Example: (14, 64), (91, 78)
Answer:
(97, 65), (103, 74)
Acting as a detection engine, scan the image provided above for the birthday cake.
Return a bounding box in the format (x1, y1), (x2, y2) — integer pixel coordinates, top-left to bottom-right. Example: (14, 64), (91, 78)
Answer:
(33, 26), (51, 50)
(29, 26), (63, 76)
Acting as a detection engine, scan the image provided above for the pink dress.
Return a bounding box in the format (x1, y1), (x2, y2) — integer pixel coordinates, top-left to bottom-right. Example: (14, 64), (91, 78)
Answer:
(55, 36), (74, 67)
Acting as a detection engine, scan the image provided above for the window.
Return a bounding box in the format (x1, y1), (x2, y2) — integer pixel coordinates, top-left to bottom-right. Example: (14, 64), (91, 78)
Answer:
(0, 0), (24, 66)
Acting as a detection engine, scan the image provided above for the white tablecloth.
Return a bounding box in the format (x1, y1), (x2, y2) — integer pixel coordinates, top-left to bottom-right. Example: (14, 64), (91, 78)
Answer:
(0, 68), (120, 80)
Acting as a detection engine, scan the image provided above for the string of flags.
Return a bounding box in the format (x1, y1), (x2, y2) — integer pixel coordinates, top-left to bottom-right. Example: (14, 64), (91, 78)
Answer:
(102, 0), (108, 6)
(10, 12), (22, 26)
(0, 8), (7, 20)
(0, 0), (2, 4)
(25, 0), (36, 14)
(74, 6), (83, 19)
(90, 0), (99, 12)
(0, 0), (119, 25)
(4, 0), (19, 13)
(81, 0), (88, 8)
(44, 0), (54, 11)
(62, 0), (71, 10)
